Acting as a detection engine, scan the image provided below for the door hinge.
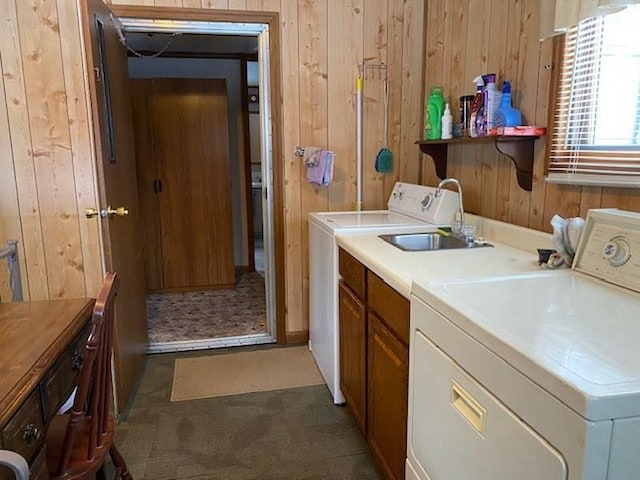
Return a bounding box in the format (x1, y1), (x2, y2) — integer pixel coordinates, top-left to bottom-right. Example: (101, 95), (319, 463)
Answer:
(94, 66), (101, 82)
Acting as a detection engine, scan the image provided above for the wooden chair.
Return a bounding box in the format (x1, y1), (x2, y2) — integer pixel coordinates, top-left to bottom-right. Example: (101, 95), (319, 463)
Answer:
(45, 272), (133, 480)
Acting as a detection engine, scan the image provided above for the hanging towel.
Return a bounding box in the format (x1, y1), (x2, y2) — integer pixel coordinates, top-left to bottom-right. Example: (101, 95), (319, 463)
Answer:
(322, 151), (334, 185)
(303, 147), (322, 167)
(306, 150), (334, 185)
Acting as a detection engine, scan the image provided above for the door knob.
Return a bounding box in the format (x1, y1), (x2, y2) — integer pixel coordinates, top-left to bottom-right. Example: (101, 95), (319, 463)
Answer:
(106, 206), (129, 216)
(85, 206), (129, 219)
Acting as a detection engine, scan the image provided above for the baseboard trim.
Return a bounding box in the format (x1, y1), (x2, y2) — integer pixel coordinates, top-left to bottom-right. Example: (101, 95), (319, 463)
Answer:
(285, 330), (309, 344)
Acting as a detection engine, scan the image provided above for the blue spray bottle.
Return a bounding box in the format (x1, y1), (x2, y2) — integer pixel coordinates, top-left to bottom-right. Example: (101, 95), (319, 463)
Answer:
(495, 80), (522, 128)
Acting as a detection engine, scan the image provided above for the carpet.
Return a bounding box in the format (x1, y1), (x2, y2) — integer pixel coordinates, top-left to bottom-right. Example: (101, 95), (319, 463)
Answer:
(146, 271), (266, 344)
(170, 346), (324, 401)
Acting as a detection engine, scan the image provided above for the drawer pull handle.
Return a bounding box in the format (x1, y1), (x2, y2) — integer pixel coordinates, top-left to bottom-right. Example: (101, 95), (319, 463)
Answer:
(22, 424), (41, 444)
(451, 380), (486, 436)
(71, 349), (85, 371)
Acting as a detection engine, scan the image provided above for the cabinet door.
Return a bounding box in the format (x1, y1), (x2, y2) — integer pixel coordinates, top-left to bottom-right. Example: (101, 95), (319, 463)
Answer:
(339, 281), (367, 433)
(368, 313), (408, 480)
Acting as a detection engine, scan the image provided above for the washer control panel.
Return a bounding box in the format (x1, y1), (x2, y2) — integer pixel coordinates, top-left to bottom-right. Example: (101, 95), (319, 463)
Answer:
(573, 209), (640, 292)
(387, 182), (459, 225)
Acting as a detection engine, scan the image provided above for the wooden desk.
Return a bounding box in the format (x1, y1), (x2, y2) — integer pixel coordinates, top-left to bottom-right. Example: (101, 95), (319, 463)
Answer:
(0, 299), (94, 480)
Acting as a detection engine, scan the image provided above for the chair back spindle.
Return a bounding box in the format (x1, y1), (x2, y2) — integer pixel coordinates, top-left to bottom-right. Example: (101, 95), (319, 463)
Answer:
(50, 272), (120, 478)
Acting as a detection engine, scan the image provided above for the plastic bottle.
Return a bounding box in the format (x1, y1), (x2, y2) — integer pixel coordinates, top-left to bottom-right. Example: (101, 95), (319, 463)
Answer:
(441, 103), (453, 139)
(470, 76), (484, 138)
(425, 86), (445, 140)
(482, 73), (501, 135)
(495, 80), (522, 128)
(459, 95), (474, 137)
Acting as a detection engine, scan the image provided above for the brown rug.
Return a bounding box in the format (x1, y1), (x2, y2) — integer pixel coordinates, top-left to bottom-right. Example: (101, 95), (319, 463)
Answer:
(170, 346), (324, 401)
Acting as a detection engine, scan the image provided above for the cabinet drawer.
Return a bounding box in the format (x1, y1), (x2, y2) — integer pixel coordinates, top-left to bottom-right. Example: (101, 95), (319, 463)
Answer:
(367, 271), (409, 344)
(339, 248), (366, 300)
(42, 323), (91, 422)
(30, 446), (48, 480)
(0, 390), (44, 462)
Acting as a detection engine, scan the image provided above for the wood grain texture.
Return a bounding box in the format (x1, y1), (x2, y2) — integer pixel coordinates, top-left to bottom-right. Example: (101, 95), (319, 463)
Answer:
(145, 78), (235, 289)
(0, 298), (94, 427)
(280, 0), (304, 334)
(329, 0), (362, 211)
(57, 0), (103, 298)
(0, 57), (25, 301)
(361, 0), (385, 210)
(16, 0), (86, 299)
(421, 0), (639, 235)
(0, 0), (48, 301)
(2, 0), (638, 340)
(130, 81), (163, 290)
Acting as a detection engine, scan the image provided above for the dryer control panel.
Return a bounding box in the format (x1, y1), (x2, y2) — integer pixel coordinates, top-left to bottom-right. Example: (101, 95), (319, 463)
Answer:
(573, 209), (640, 293)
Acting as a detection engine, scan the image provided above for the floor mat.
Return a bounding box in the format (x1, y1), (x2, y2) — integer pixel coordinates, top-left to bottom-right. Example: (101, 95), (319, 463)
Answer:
(171, 346), (323, 401)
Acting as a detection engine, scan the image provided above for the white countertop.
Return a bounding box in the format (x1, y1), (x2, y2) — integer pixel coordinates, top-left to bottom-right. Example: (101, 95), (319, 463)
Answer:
(336, 214), (553, 298)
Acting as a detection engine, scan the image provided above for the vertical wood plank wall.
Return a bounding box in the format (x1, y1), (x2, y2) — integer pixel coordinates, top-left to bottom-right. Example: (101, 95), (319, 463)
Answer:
(422, 0), (639, 230)
(1, 0), (637, 335)
(0, 0), (426, 337)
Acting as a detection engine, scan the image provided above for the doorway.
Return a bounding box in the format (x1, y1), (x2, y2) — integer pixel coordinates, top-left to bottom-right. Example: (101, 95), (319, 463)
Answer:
(112, 7), (285, 353)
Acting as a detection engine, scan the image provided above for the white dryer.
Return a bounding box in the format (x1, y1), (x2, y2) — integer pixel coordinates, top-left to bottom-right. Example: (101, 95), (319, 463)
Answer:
(408, 209), (640, 479)
(308, 182), (459, 404)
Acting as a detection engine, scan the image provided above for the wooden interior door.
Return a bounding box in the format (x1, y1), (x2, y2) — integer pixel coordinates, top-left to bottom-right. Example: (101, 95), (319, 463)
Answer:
(132, 78), (235, 290)
(81, 0), (148, 414)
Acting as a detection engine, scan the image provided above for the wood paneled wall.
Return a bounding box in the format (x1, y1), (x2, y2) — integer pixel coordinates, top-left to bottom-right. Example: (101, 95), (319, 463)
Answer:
(1, 0), (637, 333)
(421, 0), (640, 232)
(0, 0), (426, 336)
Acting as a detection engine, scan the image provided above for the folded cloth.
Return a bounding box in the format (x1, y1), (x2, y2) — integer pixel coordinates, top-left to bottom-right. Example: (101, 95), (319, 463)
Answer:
(306, 151), (327, 184)
(303, 147), (322, 167)
(322, 151), (334, 185)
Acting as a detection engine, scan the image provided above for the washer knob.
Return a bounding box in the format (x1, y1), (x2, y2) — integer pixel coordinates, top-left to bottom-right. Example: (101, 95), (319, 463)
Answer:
(421, 194), (433, 210)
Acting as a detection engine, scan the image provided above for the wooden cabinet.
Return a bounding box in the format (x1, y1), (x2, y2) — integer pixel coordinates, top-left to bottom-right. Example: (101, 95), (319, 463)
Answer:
(339, 282), (367, 433)
(338, 247), (409, 480)
(0, 299), (93, 480)
(131, 78), (235, 292)
(367, 313), (409, 480)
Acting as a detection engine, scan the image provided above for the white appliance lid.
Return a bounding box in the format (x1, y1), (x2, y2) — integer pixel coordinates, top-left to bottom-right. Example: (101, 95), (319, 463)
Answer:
(416, 271), (640, 421)
(310, 210), (425, 228)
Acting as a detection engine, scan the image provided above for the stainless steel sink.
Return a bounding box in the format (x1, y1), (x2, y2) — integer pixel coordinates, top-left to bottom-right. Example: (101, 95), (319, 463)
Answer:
(378, 232), (492, 251)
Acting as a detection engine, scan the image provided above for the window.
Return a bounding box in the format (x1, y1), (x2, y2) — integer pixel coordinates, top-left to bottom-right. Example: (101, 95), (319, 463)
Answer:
(547, 5), (640, 187)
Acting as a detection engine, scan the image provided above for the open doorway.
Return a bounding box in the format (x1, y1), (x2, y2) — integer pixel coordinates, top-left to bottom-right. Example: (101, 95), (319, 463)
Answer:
(114, 11), (281, 353)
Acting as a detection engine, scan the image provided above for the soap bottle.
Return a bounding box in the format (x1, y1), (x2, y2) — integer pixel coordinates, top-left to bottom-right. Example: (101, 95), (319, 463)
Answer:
(441, 103), (453, 139)
(425, 86), (445, 140)
(495, 80), (522, 128)
(470, 76), (484, 138)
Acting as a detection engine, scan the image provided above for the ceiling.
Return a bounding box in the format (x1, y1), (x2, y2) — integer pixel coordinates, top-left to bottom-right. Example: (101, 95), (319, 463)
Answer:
(124, 32), (258, 56)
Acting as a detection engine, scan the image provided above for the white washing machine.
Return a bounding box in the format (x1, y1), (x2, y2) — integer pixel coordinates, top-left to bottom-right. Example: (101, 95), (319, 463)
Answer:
(308, 182), (459, 404)
(408, 209), (640, 480)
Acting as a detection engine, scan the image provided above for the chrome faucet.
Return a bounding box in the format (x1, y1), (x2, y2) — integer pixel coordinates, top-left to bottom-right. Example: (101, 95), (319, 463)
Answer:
(435, 178), (466, 240)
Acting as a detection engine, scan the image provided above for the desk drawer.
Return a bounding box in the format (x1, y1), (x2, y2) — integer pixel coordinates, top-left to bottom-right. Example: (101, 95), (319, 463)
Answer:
(42, 323), (91, 421)
(0, 390), (44, 462)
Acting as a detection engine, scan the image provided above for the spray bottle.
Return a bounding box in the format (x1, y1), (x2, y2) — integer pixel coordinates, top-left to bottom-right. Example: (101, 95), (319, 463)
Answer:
(470, 76), (484, 137)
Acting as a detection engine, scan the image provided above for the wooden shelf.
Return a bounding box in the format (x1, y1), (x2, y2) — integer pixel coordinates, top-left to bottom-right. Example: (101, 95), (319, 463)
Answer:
(416, 135), (540, 191)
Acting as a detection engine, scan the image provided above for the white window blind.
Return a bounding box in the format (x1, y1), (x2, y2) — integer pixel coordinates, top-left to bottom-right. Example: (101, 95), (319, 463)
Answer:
(547, 6), (640, 187)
